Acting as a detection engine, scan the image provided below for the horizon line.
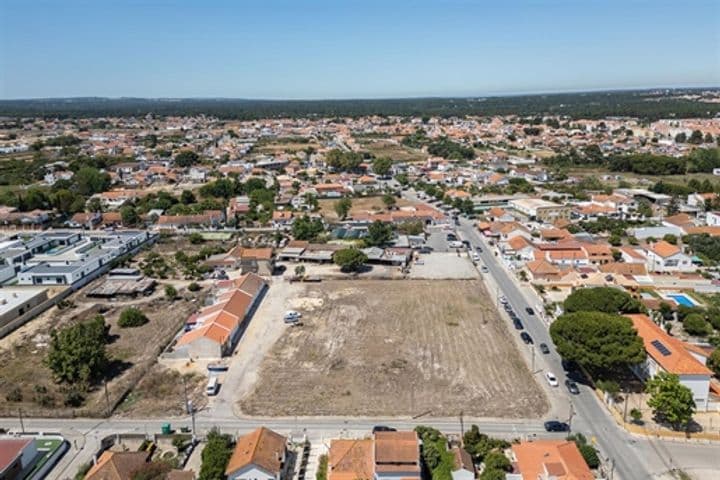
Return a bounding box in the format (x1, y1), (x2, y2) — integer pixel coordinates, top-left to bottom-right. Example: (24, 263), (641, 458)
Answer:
(3, 84), (720, 103)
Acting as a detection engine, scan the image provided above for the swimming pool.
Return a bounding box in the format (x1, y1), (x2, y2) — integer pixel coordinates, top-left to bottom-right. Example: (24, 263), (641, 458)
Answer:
(667, 294), (696, 307)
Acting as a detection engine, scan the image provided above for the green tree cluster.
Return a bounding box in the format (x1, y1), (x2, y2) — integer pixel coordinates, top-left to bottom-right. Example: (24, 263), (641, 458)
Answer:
(45, 315), (109, 387)
(198, 429), (234, 480)
(549, 312), (646, 378)
(646, 372), (696, 430)
(118, 307), (149, 328)
(333, 248), (368, 272)
(365, 220), (394, 247)
(563, 287), (643, 314)
(292, 216), (325, 241)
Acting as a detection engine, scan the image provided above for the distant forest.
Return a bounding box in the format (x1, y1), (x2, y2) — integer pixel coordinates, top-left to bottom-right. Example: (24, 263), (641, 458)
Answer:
(0, 89), (719, 120)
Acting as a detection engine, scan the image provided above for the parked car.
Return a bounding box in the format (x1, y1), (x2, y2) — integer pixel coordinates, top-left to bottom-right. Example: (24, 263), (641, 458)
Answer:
(513, 318), (524, 330)
(525, 307), (535, 315)
(472, 252), (481, 261)
(545, 372), (559, 387)
(539, 343), (550, 354)
(462, 240), (471, 248)
(520, 331), (533, 344)
(372, 425), (397, 433)
(480, 266), (489, 273)
(446, 233), (458, 241)
(449, 240), (464, 249)
(475, 246), (483, 252)
(543, 421), (570, 432)
(565, 379), (580, 395)
(499, 296), (507, 304)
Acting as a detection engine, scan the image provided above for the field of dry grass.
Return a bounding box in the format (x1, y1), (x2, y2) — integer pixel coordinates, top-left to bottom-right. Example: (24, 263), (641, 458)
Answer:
(357, 138), (428, 163)
(318, 196), (417, 222)
(0, 286), (203, 417)
(240, 279), (547, 418)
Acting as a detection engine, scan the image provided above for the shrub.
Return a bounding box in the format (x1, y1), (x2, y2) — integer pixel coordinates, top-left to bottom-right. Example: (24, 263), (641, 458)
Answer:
(164, 285), (177, 301)
(118, 308), (149, 328)
(188, 233), (205, 244)
(683, 313), (712, 336)
(316, 454), (328, 480)
(6, 387), (22, 402)
(188, 282), (201, 292)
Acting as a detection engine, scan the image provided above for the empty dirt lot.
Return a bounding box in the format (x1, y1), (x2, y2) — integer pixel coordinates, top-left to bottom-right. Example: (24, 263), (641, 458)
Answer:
(240, 279), (547, 418)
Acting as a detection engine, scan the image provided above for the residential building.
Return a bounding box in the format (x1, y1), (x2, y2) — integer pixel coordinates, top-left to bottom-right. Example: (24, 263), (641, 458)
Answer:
(84, 451), (150, 480)
(508, 440), (593, 480)
(0, 438), (38, 480)
(328, 439), (373, 480)
(225, 428), (289, 480)
(643, 241), (693, 273)
(509, 198), (571, 223)
(627, 314), (712, 411)
(373, 431), (421, 480)
(449, 447), (474, 480)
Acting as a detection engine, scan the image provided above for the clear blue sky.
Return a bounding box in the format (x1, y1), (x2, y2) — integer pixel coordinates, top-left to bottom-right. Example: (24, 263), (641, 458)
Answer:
(1, 0), (718, 99)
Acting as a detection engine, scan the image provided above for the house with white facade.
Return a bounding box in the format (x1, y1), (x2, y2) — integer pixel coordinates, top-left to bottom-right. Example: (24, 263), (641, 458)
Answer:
(643, 240), (694, 273)
(628, 314), (713, 411)
(225, 428), (290, 480)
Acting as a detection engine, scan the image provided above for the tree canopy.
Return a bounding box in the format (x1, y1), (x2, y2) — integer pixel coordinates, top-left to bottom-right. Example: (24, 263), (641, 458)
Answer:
(365, 220), (394, 247)
(646, 372), (696, 430)
(333, 248), (368, 272)
(292, 216), (325, 241)
(549, 311), (646, 377)
(563, 287), (644, 314)
(372, 156), (393, 177)
(45, 315), (109, 387)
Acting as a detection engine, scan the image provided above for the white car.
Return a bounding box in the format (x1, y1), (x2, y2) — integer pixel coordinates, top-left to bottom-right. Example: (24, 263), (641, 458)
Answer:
(472, 252), (481, 261)
(448, 240), (463, 249)
(283, 311), (302, 323)
(545, 372), (559, 387)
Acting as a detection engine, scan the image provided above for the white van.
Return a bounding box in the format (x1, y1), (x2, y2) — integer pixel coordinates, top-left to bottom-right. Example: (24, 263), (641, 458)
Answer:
(206, 375), (219, 396)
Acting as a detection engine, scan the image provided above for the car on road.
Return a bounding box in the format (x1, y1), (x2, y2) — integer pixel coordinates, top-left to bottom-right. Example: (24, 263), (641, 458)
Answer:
(446, 233), (458, 241)
(543, 421), (570, 432)
(480, 266), (489, 273)
(475, 246), (483, 252)
(545, 372), (559, 387)
(372, 425), (397, 433)
(449, 240), (464, 249)
(499, 295), (507, 304)
(513, 318), (523, 330)
(462, 240), (471, 248)
(525, 307), (535, 315)
(472, 252), (481, 262)
(539, 343), (550, 354)
(520, 331), (533, 344)
(565, 379), (580, 395)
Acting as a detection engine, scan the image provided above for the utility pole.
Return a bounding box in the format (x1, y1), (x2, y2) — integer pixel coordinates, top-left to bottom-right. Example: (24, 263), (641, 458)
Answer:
(459, 410), (465, 443)
(568, 403), (575, 432)
(18, 408), (24, 434)
(189, 401), (196, 440)
(623, 389), (629, 424)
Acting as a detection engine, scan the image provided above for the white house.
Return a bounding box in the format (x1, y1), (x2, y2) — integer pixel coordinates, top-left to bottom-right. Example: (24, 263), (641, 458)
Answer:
(628, 314), (712, 411)
(225, 428), (289, 480)
(706, 211), (720, 227)
(643, 240), (694, 273)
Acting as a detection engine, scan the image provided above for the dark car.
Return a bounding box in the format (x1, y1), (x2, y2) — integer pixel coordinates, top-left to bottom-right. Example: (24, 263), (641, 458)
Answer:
(565, 379), (580, 395)
(525, 307), (535, 315)
(513, 318), (524, 330)
(475, 246), (483, 252)
(462, 240), (471, 248)
(544, 421), (570, 432)
(539, 343), (550, 354)
(372, 425), (397, 433)
(520, 331), (533, 344)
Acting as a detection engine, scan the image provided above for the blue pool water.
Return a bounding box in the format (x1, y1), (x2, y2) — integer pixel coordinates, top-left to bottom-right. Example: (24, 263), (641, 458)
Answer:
(668, 294), (695, 307)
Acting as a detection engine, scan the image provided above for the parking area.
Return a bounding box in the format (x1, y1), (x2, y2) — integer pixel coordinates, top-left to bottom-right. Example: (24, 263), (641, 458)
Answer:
(409, 252), (479, 279)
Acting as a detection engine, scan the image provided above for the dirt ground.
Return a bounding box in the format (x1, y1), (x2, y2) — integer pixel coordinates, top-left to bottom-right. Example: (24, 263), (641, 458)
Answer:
(0, 283), (205, 417)
(356, 138), (428, 163)
(318, 196), (417, 222)
(115, 365), (207, 417)
(239, 279), (547, 418)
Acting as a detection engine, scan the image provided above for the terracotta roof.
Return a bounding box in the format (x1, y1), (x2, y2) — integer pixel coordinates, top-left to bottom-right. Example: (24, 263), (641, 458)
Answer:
(647, 240), (681, 258)
(329, 439), (374, 480)
(626, 314), (713, 376)
(373, 431), (420, 473)
(227, 247), (273, 261)
(599, 262), (647, 276)
(507, 235), (532, 251)
(226, 428), (287, 476)
(685, 226), (720, 237)
(488, 207), (507, 218)
(84, 451), (149, 480)
(512, 440), (593, 480)
(526, 259), (561, 275)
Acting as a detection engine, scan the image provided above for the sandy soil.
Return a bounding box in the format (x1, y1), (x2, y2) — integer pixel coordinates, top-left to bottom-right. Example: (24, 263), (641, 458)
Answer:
(239, 279), (547, 418)
(318, 196), (417, 222)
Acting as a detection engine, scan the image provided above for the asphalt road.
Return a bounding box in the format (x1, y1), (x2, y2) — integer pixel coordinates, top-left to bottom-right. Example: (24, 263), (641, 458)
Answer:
(456, 217), (654, 480)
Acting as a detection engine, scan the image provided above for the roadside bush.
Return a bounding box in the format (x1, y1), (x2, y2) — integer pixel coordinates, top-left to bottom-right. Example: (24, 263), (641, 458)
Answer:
(6, 387), (22, 402)
(63, 389), (85, 407)
(199, 429), (234, 480)
(316, 454), (328, 480)
(188, 282), (201, 292)
(188, 232), (205, 244)
(118, 307), (149, 328)
(567, 433), (599, 469)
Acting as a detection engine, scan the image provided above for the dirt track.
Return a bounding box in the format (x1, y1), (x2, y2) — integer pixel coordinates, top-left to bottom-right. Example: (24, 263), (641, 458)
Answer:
(240, 279), (547, 418)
